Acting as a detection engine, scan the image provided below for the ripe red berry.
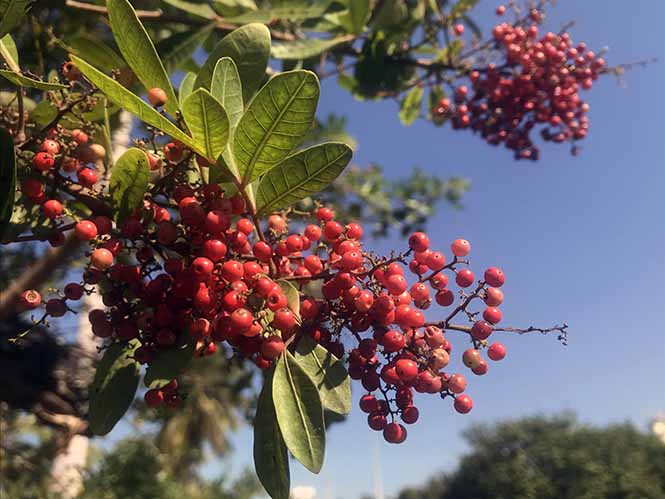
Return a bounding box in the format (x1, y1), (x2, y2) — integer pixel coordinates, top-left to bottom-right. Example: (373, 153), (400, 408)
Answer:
(77, 167), (98, 187)
(21, 178), (43, 198)
(472, 359), (488, 375)
(484, 287), (504, 307)
(382, 329), (405, 353)
(272, 308), (295, 331)
(401, 405), (419, 424)
(64, 283), (84, 300)
(487, 342), (507, 361)
(40, 140), (61, 155)
(427, 251), (446, 271)
(191, 257), (214, 281)
(471, 320), (493, 340)
(484, 267), (505, 287)
(45, 298), (67, 317)
(395, 359), (418, 382)
(483, 306), (502, 324)
(385, 274), (407, 295)
(261, 336), (285, 360)
(324, 221), (343, 241)
(33, 152), (55, 171)
(456, 269), (475, 288)
(496, 5), (506, 15)
(346, 223), (363, 240)
(448, 373), (467, 394)
(230, 308), (254, 332)
(453, 24), (465, 36)
(203, 239), (228, 262)
(71, 129), (88, 145)
(408, 232), (429, 252)
(451, 238), (471, 257)
(20, 289), (41, 309)
(383, 422), (407, 443)
(316, 207), (334, 222)
(42, 199), (63, 219)
(359, 394), (378, 413)
(304, 224), (322, 241)
(454, 394), (473, 414)
(75, 220), (98, 241)
(147, 87), (168, 107)
(93, 216), (113, 235)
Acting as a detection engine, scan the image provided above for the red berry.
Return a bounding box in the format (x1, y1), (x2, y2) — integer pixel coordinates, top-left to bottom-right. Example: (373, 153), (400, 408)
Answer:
(316, 207), (334, 222)
(75, 220), (98, 241)
(272, 308), (295, 331)
(40, 140), (61, 155)
(202, 239), (227, 262)
(64, 283), (84, 300)
(46, 298), (67, 317)
(20, 289), (41, 309)
(147, 87), (168, 107)
(401, 405), (419, 424)
(487, 342), (506, 361)
(448, 373), (467, 394)
(144, 389), (164, 407)
(395, 359), (418, 382)
(359, 394), (378, 413)
(230, 308), (253, 332)
(21, 178), (43, 198)
(77, 167), (98, 187)
(261, 336), (285, 360)
(462, 348), (482, 368)
(383, 422), (407, 443)
(324, 221), (343, 241)
(42, 200), (63, 219)
(483, 306), (502, 324)
(304, 224), (322, 241)
(454, 394), (473, 414)
(451, 238), (471, 257)
(453, 24), (464, 36)
(382, 329), (405, 353)
(93, 216), (113, 235)
(427, 251), (446, 271)
(472, 359), (488, 375)
(456, 269), (475, 288)
(191, 257), (214, 281)
(346, 223), (363, 240)
(496, 5), (506, 15)
(484, 267), (505, 287)
(385, 274), (407, 295)
(471, 320), (493, 340)
(33, 152), (55, 171)
(484, 287), (504, 307)
(408, 232), (429, 252)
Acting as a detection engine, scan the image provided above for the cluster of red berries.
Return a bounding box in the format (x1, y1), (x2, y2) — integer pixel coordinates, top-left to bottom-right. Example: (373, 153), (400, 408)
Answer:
(435, 7), (605, 160)
(21, 184), (510, 443)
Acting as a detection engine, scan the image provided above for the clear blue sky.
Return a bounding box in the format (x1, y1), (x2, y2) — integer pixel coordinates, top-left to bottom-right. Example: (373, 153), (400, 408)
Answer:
(201, 2), (665, 498)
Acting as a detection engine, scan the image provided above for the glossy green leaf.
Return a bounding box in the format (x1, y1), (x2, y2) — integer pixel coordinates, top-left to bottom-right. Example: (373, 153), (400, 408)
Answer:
(158, 24), (215, 75)
(210, 57), (243, 130)
(31, 100), (58, 127)
(0, 128), (16, 240)
(278, 280), (301, 319)
(273, 351), (325, 473)
(0, 0), (34, 39)
(107, 0), (178, 115)
(71, 55), (201, 154)
(163, 0), (217, 19)
(196, 23), (271, 103)
(182, 88), (230, 162)
(295, 335), (351, 415)
(109, 148), (150, 222)
(373, 0), (409, 29)
(271, 35), (353, 60)
(179, 72), (197, 105)
(253, 369), (290, 499)
(89, 339), (140, 436)
(256, 142), (351, 214)
(339, 0), (370, 34)
(213, 0), (257, 17)
(399, 86), (423, 126)
(234, 70), (319, 185)
(144, 340), (195, 389)
(0, 70), (67, 90)
(225, 1), (332, 24)
(61, 33), (126, 73)
(0, 34), (19, 72)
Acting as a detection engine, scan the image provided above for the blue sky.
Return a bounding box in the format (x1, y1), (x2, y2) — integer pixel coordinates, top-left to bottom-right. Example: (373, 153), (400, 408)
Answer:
(203, 2), (665, 498)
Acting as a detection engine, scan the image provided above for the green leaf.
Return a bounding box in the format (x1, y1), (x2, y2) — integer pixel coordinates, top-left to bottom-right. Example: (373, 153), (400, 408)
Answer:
(61, 33), (127, 73)
(158, 24), (216, 76)
(89, 339), (140, 436)
(399, 86), (423, 126)
(163, 0), (217, 19)
(0, 128), (16, 240)
(0, 34), (19, 72)
(225, 1), (332, 24)
(109, 148), (150, 222)
(256, 142), (351, 213)
(210, 57), (243, 130)
(182, 88), (230, 162)
(144, 340), (195, 389)
(277, 280), (301, 319)
(179, 72), (197, 106)
(273, 351), (325, 473)
(0, 0), (34, 39)
(339, 0), (370, 34)
(31, 100), (58, 127)
(234, 70), (319, 185)
(271, 35), (353, 61)
(196, 23), (271, 103)
(435, 39), (463, 64)
(0, 70), (67, 90)
(449, 0), (480, 19)
(106, 0), (178, 115)
(295, 335), (351, 415)
(71, 55), (201, 154)
(213, 0), (257, 17)
(373, 0), (409, 29)
(253, 369), (290, 499)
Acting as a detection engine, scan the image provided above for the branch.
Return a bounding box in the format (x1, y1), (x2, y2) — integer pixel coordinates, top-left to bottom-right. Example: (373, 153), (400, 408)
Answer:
(445, 323), (569, 344)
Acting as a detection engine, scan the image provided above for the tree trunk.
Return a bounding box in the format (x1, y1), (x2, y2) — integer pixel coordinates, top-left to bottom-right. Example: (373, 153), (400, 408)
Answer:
(46, 110), (133, 498)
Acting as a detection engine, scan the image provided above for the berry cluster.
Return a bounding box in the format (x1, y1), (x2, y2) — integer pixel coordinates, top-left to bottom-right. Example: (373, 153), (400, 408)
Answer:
(21, 181), (511, 443)
(435, 7), (605, 160)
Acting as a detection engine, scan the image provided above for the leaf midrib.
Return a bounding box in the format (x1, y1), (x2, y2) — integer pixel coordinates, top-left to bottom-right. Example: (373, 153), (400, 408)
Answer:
(260, 147), (348, 212)
(241, 75), (311, 185)
(284, 355), (316, 464)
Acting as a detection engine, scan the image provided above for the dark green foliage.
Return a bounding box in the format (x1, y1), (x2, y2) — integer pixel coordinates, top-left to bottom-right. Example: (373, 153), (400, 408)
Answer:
(394, 414), (665, 499)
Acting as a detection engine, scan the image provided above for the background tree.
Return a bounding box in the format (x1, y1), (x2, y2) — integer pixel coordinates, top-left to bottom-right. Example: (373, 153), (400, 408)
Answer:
(394, 414), (665, 499)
